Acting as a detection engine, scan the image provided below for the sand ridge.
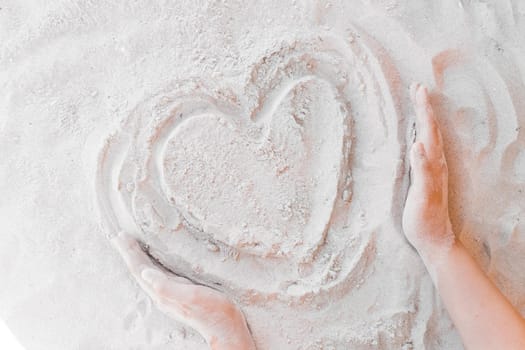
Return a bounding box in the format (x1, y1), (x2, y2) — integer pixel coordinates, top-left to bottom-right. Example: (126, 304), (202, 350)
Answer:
(95, 34), (404, 311)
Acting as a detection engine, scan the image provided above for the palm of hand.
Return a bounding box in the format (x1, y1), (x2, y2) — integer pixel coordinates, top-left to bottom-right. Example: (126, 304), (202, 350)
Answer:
(111, 232), (255, 350)
(402, 84), (454, 260)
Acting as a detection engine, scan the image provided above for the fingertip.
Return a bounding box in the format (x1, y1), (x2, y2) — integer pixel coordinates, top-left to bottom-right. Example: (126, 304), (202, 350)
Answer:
(142, 268), (167, 288)
(111, 231), (135, 251)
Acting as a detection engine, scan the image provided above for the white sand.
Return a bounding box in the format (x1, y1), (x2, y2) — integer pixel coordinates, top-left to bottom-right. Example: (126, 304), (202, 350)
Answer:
(1, 1), (524, 349)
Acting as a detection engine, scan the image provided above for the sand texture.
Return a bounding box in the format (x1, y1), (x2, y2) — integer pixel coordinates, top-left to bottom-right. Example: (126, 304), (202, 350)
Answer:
(1, 1), (524, 349)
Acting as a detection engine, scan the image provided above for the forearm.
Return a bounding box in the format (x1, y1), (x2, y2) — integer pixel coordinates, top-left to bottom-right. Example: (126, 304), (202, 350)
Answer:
(423, 240), (525, 350)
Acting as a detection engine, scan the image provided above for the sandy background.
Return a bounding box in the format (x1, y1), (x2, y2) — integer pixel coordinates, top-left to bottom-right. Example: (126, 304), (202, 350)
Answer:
(1, 1), (524, 349)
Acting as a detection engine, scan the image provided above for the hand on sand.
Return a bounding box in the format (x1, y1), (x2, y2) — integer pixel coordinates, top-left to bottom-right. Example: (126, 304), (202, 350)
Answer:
(111, 232), (256, 350)
(402, 84), (525, 349)
(402, 83), (455, 264)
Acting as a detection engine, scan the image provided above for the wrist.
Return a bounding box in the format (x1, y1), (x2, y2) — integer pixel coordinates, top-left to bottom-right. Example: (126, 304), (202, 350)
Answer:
(418, 236), (456, 264)
(415, 226), (456, 274)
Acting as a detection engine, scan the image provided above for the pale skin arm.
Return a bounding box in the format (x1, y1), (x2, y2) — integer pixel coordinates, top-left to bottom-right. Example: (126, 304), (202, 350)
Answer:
(111, 232), (256, 350)
(403, 83), (525, 350)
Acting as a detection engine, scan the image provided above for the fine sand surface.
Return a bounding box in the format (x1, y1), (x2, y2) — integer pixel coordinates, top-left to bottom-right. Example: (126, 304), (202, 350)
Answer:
(1, 1), (525, 349)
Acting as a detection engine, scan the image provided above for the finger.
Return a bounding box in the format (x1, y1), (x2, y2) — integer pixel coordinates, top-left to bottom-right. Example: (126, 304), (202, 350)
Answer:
(111, 232), (156, 275)
(409, 142), (429, 176)
(409, 142), (436, 195)
(141, 268), (174, 298)
(141, 267), (228, 314)
(141, 267), (206, 322)
(141, 268), (192, 297)
(141, 268), (195, 298)
(140, 268), (198, 326)
(412, 84), (444, 160)
(111, 232), (160, 295)
(141, 268), (248, 343)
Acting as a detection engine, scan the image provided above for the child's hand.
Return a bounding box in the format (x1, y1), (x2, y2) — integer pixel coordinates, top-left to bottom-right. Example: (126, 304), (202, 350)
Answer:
(111, 232), (256, 350)
(402, 83), (455, 263)
(402, 83), (525, 349)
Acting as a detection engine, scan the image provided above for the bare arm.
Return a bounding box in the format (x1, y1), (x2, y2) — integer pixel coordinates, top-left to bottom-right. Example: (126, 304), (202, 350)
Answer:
(402, 83), (525, 350)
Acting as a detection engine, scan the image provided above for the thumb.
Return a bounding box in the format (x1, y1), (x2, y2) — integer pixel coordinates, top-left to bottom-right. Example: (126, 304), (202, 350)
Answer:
(141, 268), (196, 302)
(141, 268), (171, 295)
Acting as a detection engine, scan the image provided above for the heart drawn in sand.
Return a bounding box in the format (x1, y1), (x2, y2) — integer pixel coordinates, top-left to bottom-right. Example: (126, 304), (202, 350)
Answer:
(96, 34), (401, 302)
(161, 77), (346, 258)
